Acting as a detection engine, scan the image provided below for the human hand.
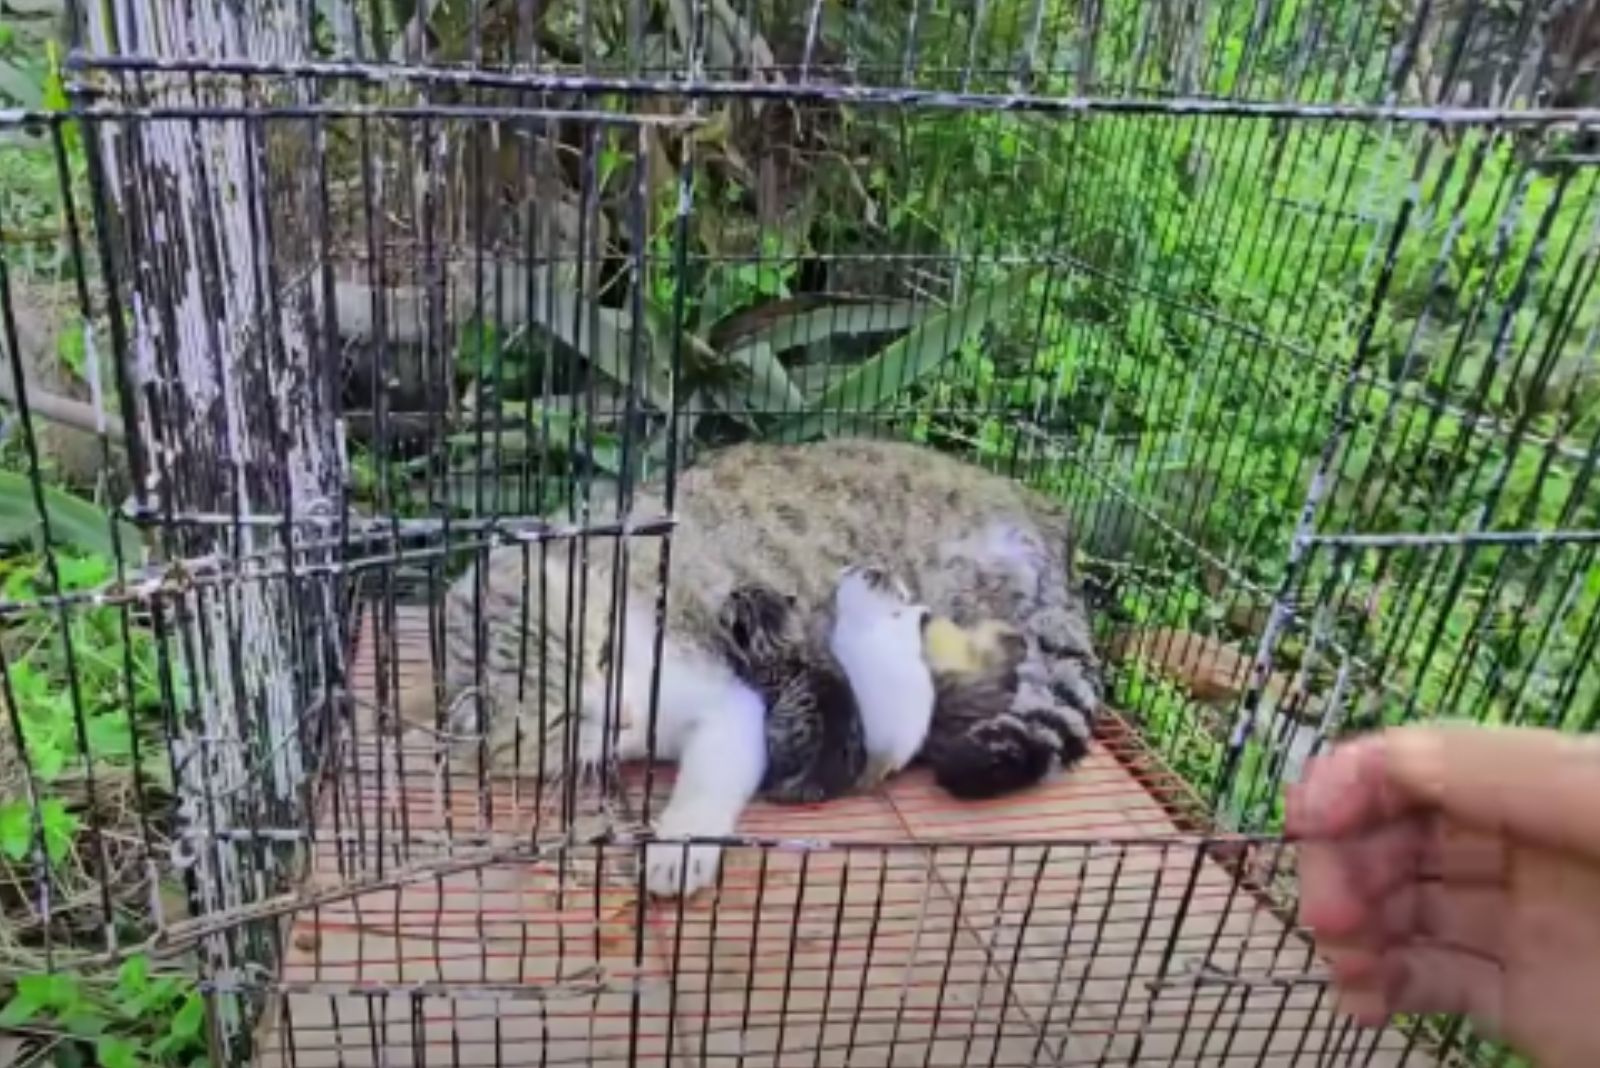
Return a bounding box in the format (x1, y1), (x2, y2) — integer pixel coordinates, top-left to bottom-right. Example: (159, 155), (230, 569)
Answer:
(1287, 724), (1600, 1068)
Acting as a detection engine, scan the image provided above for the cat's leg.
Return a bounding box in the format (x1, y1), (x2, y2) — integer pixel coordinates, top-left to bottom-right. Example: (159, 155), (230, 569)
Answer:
(644, 681), (768, 897)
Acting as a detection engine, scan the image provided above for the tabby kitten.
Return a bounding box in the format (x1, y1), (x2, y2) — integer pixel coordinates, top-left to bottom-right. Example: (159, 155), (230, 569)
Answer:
(713, 582), (867, 804)
(412, 438), (1103, 897)
(920, 616), (1086, 799)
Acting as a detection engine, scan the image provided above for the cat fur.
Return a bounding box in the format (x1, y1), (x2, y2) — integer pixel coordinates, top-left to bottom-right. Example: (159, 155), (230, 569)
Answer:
(919, 616), (1087, 799)
(827, 565), (937, 787)
(409, 438), (1103, 897)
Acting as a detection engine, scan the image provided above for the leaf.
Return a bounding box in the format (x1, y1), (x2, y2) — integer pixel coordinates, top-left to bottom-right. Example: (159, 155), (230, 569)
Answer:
(716, 299), (923, 359)
(56, 554), (112, 591)
(19, 973), (78, 1010)
(60, 1005), (110, 1037)
(0, 472), (142, 562)
(117, 955), (150, 998)
(38, 799), (78, 865)
(58, 1040), (86, 1068)
(447, 403), (624, 476)
(57, 320), (87, 380)
(86, 715), (135, 760)
(0, 990), (42, 1027)
(97, 1035), (141, 1068)
(169, 994), (205, 1041)
(0, 803), (30, 861)
(0, 58), (43, 109)
(31, 740), (65, 781)
(783, 270), (1037, 440)
(712, 340), (806, 416)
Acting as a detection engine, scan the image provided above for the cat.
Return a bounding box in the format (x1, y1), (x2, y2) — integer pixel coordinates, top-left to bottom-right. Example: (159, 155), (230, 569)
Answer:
(409, 437), (1103, 897)
(920, 615), (1085, 799)
(827, 564), (937, 787)
(712, 581), (867, 804)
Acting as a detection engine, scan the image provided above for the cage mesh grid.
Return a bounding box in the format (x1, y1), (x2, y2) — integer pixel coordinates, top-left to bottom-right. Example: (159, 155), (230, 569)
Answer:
(0, 0), (1594, 1065)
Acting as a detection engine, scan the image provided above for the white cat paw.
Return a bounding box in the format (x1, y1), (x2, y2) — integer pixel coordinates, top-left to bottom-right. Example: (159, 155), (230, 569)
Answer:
(644, 839), (723, 898)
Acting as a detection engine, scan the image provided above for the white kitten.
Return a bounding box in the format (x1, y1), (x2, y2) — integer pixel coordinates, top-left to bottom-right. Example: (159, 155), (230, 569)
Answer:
(828, 565), (936, 785)
(580, 599), (769, 899)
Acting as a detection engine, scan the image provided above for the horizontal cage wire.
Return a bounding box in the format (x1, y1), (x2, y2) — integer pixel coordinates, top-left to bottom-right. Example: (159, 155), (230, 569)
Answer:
(0, 0), (1594, 1066)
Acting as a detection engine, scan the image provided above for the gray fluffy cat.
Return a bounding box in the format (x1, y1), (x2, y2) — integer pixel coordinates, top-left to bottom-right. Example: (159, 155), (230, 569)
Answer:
(410, 438), (1103, 897)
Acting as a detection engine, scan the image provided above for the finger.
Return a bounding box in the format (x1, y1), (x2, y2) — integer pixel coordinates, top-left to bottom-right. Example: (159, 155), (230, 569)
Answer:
(1286, 733), (1418, 839)
(1332, 983), (1394, 1030)
(1384, 725), (1600, 859)
(1384, 942), (1506, 1032)
(1329, 942), (1505, 1035)
(1321, 942), (1388, 986)
(1289, 724), (1600, 858)
(1298, 819), (1424, 937)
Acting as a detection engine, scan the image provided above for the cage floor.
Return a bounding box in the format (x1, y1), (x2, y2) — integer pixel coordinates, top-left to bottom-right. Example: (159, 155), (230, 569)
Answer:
(256, 608), (1430, 1068)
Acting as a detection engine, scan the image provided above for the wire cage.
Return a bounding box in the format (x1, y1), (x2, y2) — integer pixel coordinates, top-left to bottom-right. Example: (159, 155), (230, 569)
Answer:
(0, 0), (1597, 1065)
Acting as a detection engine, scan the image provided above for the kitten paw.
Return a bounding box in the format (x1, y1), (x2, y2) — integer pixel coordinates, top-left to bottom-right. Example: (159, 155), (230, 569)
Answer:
(644, 840), (723, 898)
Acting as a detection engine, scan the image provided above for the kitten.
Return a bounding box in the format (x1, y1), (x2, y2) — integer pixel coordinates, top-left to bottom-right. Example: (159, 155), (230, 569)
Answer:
(828, 564), (937, 787)
(713, 583), (867, 804)
(920, 616), (1086, 799)
(410, 438), (1103, 897)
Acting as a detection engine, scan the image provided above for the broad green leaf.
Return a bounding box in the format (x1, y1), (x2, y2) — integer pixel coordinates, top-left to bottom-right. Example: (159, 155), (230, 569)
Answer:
(38, 798), (78, 864)
(713, 340), (805, 416)
(0, 990), (42, 1027)
(86, 715), (135, 760)
(30, 740), (65, 781)
(0, 802), (31, 861)
(0, 58), (43, 109)
(785, 270), (1037, 440)
(118, 955), (150, 997)
(19, 972), (78, 1010)
(97, 1035), (141, 1068)
(60, 1005), (110, 1037)
(718, 299), (922, 360)
(0, 472), (143, 563)
(169, 993), (205, 1040)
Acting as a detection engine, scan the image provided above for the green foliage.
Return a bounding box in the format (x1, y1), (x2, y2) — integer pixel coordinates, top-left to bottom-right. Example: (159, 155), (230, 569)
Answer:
(0, 957), (210, 1068)
(0, 472), (143, 561)
(0, 796), (77, 864)
(0, 546), (170, 852)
